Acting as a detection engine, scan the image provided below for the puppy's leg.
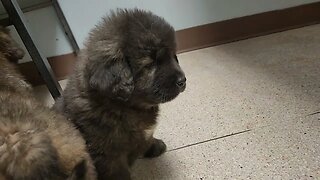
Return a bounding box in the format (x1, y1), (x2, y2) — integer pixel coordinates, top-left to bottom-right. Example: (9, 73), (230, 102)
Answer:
(94, 155), (131, 180)
(144, 138), (167, 158)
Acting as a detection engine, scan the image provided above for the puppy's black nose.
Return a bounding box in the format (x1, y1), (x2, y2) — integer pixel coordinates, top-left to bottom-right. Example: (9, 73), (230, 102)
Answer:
(176, 76), (186, 90)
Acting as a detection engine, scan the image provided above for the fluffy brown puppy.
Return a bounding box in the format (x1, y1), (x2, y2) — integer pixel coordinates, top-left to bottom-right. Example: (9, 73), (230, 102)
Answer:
(53, 9), (186, 180)
(0, 27), (96, 180)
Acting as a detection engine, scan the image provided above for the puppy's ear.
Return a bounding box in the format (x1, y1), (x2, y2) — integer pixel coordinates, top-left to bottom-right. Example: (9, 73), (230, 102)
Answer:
(0, 27), (25, 63)
(88, 57), (134, 101)
(6, 45), (25, 63)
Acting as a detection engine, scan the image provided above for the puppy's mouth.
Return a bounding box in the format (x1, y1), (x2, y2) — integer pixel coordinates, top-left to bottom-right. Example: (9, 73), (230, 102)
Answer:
(154, 87), (184, 103)
(158, 94), (178, 103)
(178, 84), (186, 93)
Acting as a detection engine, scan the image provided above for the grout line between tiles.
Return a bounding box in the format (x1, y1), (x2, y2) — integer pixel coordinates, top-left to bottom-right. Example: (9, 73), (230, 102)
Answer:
(166, 129), (252, 153)
(165, 109), (318, 154)
(306, 111), (320, 116)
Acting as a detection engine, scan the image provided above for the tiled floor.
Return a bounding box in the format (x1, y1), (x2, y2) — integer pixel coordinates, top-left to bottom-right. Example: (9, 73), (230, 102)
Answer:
(34, 24), (320, 179)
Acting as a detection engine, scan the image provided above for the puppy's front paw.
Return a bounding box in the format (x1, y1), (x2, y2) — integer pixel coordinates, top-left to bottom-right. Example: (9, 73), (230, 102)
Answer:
(144, 138), (166, 158)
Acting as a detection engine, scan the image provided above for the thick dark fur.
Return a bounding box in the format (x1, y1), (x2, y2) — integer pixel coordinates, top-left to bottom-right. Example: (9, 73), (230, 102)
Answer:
(0, 27), (96, 180)
(53, 9), (186, 180)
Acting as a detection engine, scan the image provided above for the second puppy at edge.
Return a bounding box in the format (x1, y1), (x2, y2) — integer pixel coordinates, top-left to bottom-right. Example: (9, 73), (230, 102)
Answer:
(54, 9), (186, 180)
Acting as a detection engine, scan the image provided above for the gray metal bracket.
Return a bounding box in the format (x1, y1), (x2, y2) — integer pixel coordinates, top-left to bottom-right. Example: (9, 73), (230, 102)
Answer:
(1, 0), (62, 99)
(52, 0), (80, 53)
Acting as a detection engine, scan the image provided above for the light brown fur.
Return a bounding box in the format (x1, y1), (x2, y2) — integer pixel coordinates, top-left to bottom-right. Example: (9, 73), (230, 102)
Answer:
(0, 27), (96, 180)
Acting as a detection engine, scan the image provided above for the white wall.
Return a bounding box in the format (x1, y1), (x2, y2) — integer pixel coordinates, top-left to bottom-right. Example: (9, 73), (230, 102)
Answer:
(58, 0), (320, 49)
(9, 6), (72, 63)
(8, 0), (320, 62)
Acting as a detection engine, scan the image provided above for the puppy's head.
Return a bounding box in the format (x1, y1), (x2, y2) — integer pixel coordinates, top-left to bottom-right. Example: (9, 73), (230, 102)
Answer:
(85, 9), (186, 105)
(0, 27), (24, 63)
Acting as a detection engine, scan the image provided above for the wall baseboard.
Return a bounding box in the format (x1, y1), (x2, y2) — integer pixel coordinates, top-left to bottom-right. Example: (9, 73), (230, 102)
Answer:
(18, 53), (76, 86)
(19, 2), (320, 86)
(176, 2), (320, 53)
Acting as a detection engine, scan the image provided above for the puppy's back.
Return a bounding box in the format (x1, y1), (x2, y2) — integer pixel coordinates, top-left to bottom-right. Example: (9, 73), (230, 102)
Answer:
(0, 94), (96, 180)
(0, 27), (96, 180)
(0, 107), (64, 179)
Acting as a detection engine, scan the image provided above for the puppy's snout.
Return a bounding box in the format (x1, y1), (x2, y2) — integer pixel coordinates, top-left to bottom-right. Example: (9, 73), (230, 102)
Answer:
(176, 75), (186, 91)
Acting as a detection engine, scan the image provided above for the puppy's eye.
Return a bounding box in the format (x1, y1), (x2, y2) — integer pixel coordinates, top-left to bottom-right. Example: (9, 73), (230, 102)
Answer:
(151, 50), (157, 60)
(142, 48), (157, 60)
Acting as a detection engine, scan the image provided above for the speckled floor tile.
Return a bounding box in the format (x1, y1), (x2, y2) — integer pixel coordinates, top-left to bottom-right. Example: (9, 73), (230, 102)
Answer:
(132, 114), (320, 180)
(33, 79), (68, 106)
(154, 24), (320, 150)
